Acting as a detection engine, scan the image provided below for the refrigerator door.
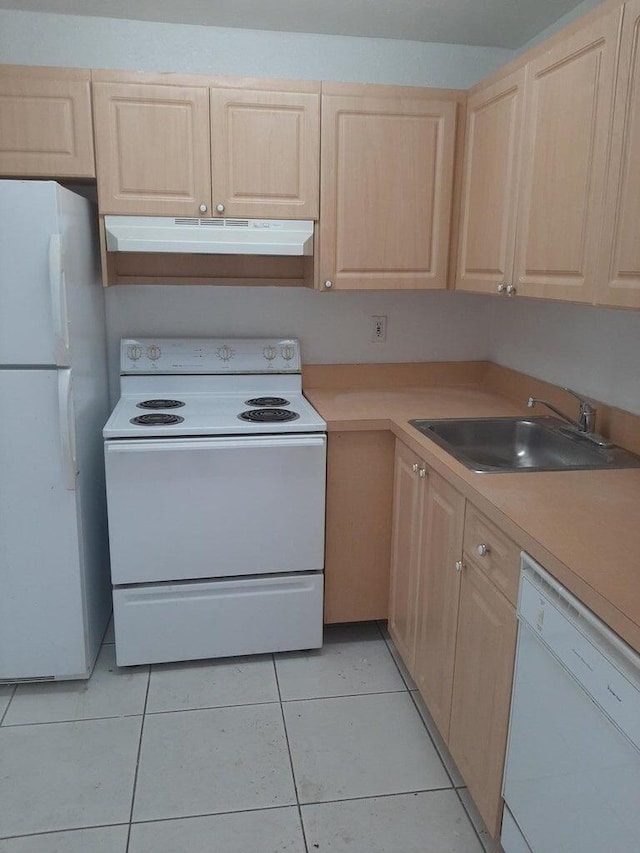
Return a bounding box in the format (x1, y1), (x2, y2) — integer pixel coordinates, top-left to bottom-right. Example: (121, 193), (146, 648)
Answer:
(0, 368), (90, 680)
(0, 180), (70, 367)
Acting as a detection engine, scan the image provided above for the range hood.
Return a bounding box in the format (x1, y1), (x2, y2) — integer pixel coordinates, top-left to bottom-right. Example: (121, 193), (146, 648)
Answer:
(104, 216), (314, 256)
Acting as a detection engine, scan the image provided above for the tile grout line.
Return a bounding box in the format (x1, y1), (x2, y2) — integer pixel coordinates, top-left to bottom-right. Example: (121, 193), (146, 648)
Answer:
(124, 666), (152, 853)
(0, 684), (16, 727)
(272, 654), (310, 853)
(0, 822), (130, 843)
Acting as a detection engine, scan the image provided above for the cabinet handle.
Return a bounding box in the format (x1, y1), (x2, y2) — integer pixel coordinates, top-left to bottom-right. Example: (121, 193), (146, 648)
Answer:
(324, 280), (333, 289)
(216, 203), (225, 213)
(506, 284), (517, 296)
(497, 282), (506, 293)
(455, 560), (464, 572)
(419, 468), (426, 478)
(199, 204), (208, 213)
(412, 462), (420, 473)
(476, 543), (489, 557)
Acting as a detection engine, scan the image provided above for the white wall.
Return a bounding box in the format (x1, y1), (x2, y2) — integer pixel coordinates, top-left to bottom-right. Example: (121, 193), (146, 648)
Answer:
(0, 9), (512, 88)
(486, 298), (640, 415)
(104, 287), (491, 399)
(3, 6), (639, 417)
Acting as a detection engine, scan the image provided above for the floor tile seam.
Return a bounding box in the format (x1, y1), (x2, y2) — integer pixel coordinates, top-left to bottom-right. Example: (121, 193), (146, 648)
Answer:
(407, 688), (458, 789)
(298, 784), (457, 809)
(272, 654), (309, 853)
(454, 786), (490, 852)
(0, 711), (145, 729)
(0, 822), (130, 842)
(128, 802), (302, 828)
(125, 786), (457, 827)
(125, 667), (152, 853)
(144, 698), (282, 716)
(280, 687), (408, 704)
(0, 684), (16, 726)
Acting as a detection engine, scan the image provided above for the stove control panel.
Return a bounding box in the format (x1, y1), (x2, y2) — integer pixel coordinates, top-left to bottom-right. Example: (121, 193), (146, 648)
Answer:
(120, 338), (302, 374)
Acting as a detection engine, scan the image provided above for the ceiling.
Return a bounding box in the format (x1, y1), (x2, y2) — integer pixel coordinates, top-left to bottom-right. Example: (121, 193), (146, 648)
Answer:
(0, 0), (595, 49)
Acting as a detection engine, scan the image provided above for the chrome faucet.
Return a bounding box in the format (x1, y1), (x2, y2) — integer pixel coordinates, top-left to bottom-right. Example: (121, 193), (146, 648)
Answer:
(527, 388), (598, 434)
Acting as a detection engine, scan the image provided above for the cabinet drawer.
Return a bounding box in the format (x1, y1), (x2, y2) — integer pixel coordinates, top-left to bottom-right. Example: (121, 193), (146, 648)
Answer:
(463, 505), (519, 606)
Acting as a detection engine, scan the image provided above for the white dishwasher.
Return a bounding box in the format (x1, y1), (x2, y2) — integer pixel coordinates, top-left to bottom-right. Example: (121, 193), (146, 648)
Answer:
(502, 553), (640, 853)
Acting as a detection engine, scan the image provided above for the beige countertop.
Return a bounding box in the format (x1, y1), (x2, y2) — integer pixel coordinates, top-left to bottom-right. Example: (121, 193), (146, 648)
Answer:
(306, 383), (640, 652)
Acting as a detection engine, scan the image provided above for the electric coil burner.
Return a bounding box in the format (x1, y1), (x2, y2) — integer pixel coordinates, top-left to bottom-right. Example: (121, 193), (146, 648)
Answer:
(238, 408), (299, 423)
(130, 413), (185, 426)
(103, 338), (326, 667)
(137, 399), (185, 409)
(245, 396), (290, 407)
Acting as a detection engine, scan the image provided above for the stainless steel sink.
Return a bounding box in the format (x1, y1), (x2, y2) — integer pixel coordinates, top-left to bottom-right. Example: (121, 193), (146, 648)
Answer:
(409, 416), (640, 473)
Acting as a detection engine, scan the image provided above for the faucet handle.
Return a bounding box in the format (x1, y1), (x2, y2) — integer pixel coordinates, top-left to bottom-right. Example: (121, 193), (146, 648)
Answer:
(562, 387), (597, 411)
(563, 388), (597, 432)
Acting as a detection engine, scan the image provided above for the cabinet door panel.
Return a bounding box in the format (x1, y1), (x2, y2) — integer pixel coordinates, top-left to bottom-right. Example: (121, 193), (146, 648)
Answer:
(388, 441), (423, 671)
(414, 472), (465, 739)
(210, 88), (319, 219)
(0, 69), (94, 177)
(597, 0), (640, 308)
(448, 562), (517, 838)
(514, 10), (621, 302)
(320, 95), (456, 290)
(93, 82), (211, 216)
(456, 69), (525, 294)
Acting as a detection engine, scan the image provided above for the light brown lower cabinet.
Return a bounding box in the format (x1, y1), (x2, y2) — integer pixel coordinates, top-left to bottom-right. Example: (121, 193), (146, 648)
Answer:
(323, 431), (395, 624)
(388, 439), (519, 839)
(448, 559), (517, 837)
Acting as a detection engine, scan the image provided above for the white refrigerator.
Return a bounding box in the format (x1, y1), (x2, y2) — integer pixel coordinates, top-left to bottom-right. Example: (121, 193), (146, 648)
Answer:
(0, 180), (112, 681)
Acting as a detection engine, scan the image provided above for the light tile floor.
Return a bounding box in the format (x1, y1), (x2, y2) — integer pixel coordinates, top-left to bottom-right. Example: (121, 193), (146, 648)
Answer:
(0, 621), (499, 853)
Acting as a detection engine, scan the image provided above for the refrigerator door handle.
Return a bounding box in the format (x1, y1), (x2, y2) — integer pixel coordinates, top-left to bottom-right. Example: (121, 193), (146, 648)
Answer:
(49, 234), (70, 366)
(58, 369), (77, 490)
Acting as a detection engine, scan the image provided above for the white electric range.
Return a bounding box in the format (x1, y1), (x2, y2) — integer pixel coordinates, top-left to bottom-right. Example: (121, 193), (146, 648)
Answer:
(103, 338), (326, 666)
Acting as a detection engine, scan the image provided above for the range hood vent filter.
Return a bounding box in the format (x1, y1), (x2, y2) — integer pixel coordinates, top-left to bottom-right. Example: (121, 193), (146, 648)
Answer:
(104, 216), (314, 256)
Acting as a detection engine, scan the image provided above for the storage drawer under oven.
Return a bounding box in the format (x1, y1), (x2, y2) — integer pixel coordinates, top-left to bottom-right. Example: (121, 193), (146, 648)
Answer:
(105, 434), (326, 585)
(112, 573), (324, 666)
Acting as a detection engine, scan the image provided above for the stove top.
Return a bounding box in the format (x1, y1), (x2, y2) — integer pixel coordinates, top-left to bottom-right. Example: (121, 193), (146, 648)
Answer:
(104, 338), (325, 439)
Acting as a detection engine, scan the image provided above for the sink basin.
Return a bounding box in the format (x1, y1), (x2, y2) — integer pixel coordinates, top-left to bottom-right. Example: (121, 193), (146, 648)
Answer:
(409, 416), (640, 473)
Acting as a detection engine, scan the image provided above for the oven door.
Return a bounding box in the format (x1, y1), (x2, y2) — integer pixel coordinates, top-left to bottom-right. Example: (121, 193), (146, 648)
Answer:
(105, 434), (326, 585)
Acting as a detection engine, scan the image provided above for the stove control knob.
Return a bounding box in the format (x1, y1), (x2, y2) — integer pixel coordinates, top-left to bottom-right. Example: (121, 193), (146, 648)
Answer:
(216, 345), (234, 362)
(281, 344), (295, 361)
(263, 345), (277, 361)
(127, 344), (142, 361)
(147, 345), (161, 361)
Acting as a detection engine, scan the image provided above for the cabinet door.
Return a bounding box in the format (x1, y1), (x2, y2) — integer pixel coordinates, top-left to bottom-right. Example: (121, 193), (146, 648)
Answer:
(413, 472), (465, 739)
(388, 440), (424, 671)
(324, 431), (394, 624)
(0, 67), (94, 178)
(93, 81), (212, 216)
(319, 94), (457, 290)
(597, 0), (640, 308)
(210, 88), (319, 219)
(448, 561), (517, 839)
(513, 10), (621, 302)
(456, 68), (525, 295)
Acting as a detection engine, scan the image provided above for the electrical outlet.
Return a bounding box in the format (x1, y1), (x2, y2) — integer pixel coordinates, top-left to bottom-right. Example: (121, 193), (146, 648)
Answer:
(371, 315), (387, 343)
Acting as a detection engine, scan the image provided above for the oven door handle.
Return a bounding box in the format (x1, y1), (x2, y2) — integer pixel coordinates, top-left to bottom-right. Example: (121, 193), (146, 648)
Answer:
(105, 435), (326, 453)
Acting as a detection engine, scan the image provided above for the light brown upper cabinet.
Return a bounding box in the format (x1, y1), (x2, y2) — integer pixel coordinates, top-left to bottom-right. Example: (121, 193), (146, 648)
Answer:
(209, 87), (319, 219)
(0, 66), (95, 178)
(596, 0), (640, 309)
(92, 81), (212, 216)
(456, 68), (525, 295)
(457, 7), (622, 304)
(93, 76), (320, 219)
(319, 87), (458, 290)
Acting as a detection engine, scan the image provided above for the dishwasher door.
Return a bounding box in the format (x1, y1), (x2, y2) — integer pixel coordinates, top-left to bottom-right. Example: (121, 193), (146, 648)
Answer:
(502, 555), (640, 853)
